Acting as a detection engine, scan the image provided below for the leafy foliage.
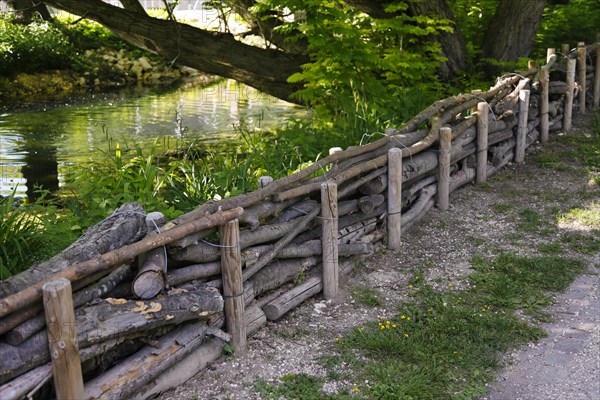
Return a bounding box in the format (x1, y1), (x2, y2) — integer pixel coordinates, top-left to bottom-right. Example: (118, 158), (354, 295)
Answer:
(449, 0), (499, 60)
(0, 15), (77, 76)
(251, 0), (450, 134)
(535, 0), (600, 58)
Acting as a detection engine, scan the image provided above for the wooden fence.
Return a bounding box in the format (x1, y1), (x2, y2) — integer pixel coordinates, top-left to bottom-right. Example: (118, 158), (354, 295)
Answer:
(1, 39), (599, 399)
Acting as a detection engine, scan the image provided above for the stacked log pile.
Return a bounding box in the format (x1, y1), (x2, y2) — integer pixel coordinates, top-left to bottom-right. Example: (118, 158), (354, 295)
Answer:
(1, 41), (598, 399)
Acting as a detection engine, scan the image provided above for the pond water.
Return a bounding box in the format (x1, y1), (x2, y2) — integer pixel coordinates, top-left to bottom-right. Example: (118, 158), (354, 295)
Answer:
(0, 80), (305, 199)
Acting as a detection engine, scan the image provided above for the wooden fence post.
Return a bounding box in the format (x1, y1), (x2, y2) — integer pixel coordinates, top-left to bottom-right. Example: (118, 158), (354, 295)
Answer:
(594, 34), (600, 109)
(471, 89), (482, 113)
(387, 148), (402, 250)
(476, 102), (489, 184)
(43, 278), (84, 400)
(539, 66), (550, 144)
(437, 127), (451, 211)
(220, 219), (247, 355)
(546, 48), (556, 63)
(329, 147), (343, 172)
(578, 42), (586, 114)
(565, 59), (577, 131)
(515, 89), (530, 163)
(321, 182), (338, 299)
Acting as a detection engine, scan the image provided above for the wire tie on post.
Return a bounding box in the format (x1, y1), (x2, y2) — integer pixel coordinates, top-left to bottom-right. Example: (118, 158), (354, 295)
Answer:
(201, 239), (240, 249)
(222, 290), (245, 299)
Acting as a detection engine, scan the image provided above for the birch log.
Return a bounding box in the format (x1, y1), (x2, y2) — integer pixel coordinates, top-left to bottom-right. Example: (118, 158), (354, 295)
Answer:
(564, 59), (577, 131)
(539, 68), (550, 144)
(594, 36), (600, 108)
(83, 322), (218, 400)
(0, 203), (146, 299)
(6, 264), (131, 346)
(132, 212), (167, 299)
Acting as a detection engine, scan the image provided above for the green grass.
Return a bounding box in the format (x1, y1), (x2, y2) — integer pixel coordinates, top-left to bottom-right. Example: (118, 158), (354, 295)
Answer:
(257, 253), (585, 399)
(518, 208), (544, 231)
(533, 111), (600, 186)
(538, 242), (564, 254)
(557, 202), (600, 229)
(560, 231), (600, 255)
(351, 286), (382, 307)
(256, 374), (350, 400)
(491, 202), (512, 213)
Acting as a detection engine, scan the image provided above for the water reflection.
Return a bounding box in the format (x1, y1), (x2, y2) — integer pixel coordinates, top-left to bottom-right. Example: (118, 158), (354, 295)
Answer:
(0, 81), (305, 199)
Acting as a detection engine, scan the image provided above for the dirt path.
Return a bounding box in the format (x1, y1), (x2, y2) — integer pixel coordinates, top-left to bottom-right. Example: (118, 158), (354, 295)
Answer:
(158, 114), (599, 400)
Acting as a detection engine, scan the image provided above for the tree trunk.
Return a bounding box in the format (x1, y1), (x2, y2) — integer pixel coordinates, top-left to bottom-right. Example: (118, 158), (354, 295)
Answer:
(482, 0), (546, 64)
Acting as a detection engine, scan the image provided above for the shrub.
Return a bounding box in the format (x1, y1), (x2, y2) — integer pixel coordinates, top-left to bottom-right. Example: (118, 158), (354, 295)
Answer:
(0, 16), (77, 76)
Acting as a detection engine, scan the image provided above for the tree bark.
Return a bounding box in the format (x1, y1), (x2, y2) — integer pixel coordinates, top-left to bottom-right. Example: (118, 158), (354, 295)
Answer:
(482, 0), (546, 63)
(6, 0), (52, 23)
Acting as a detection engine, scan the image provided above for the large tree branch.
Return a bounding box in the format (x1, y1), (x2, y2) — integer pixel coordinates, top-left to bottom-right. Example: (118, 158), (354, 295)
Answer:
(43, 0), (308, 102)
(119, 0), (146, 15)
(225, 0), (308, 54)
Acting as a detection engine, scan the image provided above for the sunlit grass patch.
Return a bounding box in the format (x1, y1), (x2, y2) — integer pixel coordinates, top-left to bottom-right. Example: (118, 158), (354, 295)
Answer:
(557, 202), (600, 229)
